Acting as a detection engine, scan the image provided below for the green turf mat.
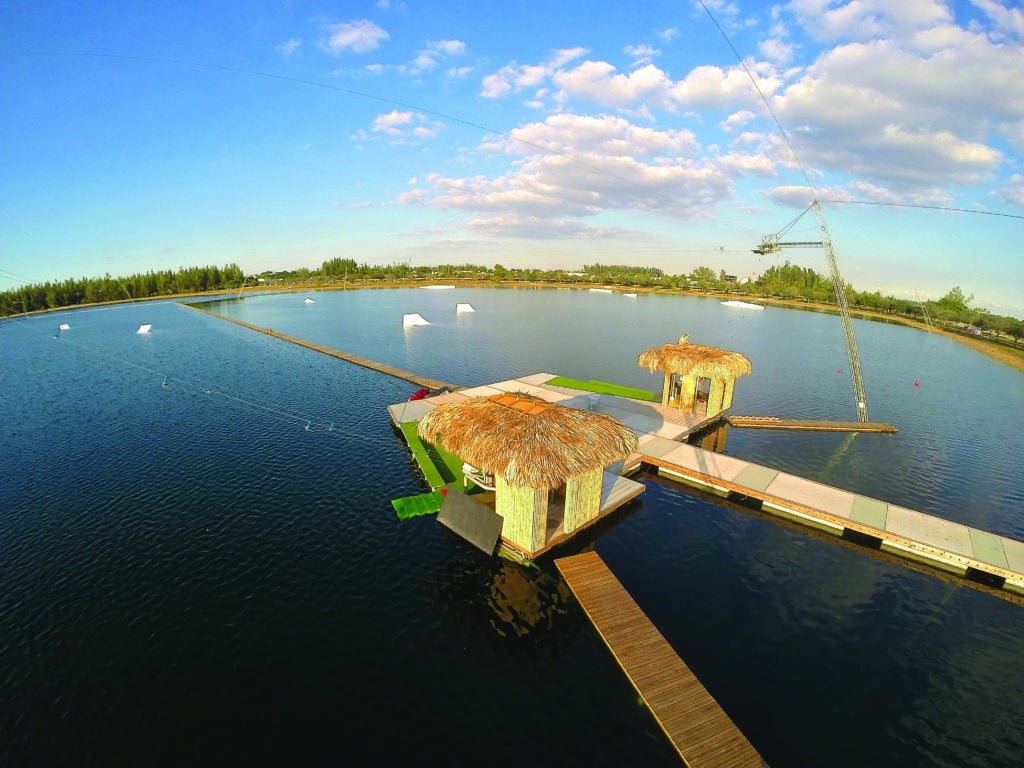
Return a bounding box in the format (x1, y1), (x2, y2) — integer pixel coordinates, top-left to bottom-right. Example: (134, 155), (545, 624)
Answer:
(545, 376), (658, 401)
(392, 490), (445, 519)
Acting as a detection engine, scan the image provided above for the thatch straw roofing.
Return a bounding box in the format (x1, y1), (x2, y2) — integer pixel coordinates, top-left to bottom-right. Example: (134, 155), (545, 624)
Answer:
(416, 392), (638, 490)
(637, 342), (752, 378)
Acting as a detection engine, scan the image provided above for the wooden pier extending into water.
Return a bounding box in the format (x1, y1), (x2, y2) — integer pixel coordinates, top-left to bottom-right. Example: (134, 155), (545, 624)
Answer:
(183, 304), (457, 392)
(726, 415), (898, 433)
(556, 551), (769, 768)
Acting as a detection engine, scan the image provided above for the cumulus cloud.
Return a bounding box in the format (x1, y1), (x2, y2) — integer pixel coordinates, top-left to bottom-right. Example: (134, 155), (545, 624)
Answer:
(396, 113), (733, 239)
(403, 2), (1022, 246)
(972, 0), (1024, 39)
(787, 0), (954, 42)
(323, 19), (389, 54)
(480, 48), (587, 99)
(361, 110), (444, 144)
(482, 48), (774, 114)
(770, 20), (1020, 196)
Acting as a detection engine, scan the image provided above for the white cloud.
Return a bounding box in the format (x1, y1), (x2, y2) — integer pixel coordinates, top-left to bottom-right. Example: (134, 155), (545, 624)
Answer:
(431, 39), (466, 56)
(481, 48), (588, 99)
(323, 19), (389, 54)
(554, 62), (668, 108)
(972, 0), (1024, 39)
(396, 113), (732, 240)
(720, 110), (757, 133)
(400, 39), (467, 76)
(788, 0), (953, 42)
(768, 20), (1022, 195)
(367, 110), (443, 144)
(624, 44), (660, 67)
(482, 47), (777, 114)
(372, 110), (413, 136)
(277, 39), (301, 58)
(759, 36), (793, 64)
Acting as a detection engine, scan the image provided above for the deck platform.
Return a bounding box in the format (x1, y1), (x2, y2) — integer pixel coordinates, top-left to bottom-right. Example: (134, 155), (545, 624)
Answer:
(387, 371), (719, 440)
(388, 372), (1024, 600)
(727, 415), (898, 433)
(556, 551), (769, 768)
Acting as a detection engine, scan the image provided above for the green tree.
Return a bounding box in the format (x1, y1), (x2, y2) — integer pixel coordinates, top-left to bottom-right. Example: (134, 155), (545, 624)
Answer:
(937, 286), (973, 315)
(690, 265), (717, 291)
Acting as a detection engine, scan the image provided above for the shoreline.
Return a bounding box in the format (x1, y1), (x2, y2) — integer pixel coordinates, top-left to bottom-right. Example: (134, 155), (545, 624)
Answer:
(11, 279), (1023, 375)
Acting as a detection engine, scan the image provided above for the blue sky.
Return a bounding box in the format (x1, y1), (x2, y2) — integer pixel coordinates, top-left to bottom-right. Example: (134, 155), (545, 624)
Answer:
(2, 0), (1022, 317)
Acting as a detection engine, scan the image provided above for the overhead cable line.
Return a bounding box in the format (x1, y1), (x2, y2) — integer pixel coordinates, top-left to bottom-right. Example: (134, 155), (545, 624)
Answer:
(696, 0), (870, 421)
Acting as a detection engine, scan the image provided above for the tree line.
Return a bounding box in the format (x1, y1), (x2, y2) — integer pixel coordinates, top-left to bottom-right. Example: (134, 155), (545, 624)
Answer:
(0, 264), (246, 316)
(2, 258), (1021, 344)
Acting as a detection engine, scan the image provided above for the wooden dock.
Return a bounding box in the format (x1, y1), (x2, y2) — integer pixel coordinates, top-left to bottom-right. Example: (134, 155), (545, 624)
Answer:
(556, 551), (769, 768)
(183, 304), (457, 392)
(727, 415), (898, 433)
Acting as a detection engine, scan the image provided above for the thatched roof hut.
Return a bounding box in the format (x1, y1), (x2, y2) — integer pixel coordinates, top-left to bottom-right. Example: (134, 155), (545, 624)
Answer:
(417, 391), (640, 557)
(637, 342), (752, 379)
(417, 392), (638, 490)
(638, 336), (752, 417)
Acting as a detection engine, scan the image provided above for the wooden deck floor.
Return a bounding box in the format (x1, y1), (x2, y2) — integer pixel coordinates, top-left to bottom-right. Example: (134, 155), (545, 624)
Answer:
(727, 415), (898, 433)
(556, 551), (768, 768)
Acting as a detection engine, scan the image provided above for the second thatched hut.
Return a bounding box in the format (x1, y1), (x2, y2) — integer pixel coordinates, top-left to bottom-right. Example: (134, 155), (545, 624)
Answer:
(638, 334), (752, 418)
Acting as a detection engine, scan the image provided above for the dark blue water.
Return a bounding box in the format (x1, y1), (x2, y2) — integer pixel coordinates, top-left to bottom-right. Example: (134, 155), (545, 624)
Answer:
(2, 288), (1022, 767)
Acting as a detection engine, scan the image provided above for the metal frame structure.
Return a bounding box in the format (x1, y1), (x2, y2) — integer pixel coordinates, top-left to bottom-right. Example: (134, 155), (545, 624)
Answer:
(752, 201), (870, 422)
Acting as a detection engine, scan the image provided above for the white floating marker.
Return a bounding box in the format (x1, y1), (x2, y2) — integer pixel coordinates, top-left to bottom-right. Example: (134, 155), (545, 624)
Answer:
(59, 323), (71, 330)
(137, 324), (153, 334)
(456, 303), (476, 313)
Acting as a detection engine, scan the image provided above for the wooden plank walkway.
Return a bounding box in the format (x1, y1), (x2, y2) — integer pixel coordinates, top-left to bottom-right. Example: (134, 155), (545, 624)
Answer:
(183, 304), (457, 392)
(727, 415), (898, 433)
(556, 551), (768, 768)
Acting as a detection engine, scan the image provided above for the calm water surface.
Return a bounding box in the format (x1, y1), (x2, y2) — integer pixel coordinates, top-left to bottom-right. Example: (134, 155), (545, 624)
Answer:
(2, 287), (1021, 767)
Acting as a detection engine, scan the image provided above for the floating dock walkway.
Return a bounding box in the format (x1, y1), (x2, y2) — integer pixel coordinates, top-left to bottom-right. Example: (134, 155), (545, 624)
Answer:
(390, 371), (1024, 601)
(636, 436), (1024, 598)
(556, 551), (769, 768)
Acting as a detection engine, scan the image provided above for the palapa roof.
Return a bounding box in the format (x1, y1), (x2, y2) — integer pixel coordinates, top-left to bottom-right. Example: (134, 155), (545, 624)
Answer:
(637, 341), (752, 378)
(416, 392), (638, 490)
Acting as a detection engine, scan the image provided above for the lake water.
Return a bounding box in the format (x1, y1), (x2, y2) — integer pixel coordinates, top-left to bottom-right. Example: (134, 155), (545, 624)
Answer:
(2, 286), (1022, 767)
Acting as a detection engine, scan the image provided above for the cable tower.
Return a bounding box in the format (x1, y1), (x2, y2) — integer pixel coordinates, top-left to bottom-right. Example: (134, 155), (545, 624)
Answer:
(753, 200), (870, 422)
